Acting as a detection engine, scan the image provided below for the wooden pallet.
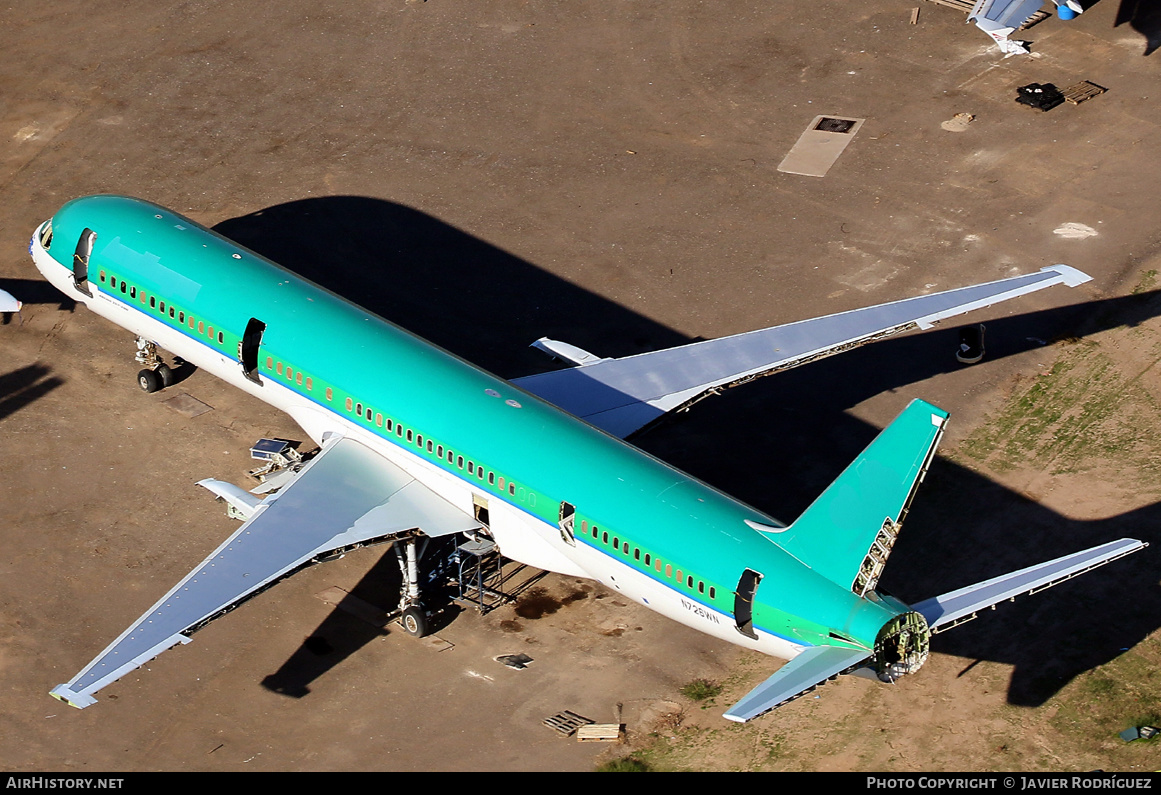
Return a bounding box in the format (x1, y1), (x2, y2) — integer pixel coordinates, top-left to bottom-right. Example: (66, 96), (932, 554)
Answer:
(923, 0), (974, 11)
(1061, 81), (1108, 105)
(543, 710), (593, 736)
(577, 724), (624, 743)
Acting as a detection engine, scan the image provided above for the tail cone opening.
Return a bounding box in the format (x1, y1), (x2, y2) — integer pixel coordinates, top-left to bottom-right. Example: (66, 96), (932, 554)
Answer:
(874, 611), (930, 683)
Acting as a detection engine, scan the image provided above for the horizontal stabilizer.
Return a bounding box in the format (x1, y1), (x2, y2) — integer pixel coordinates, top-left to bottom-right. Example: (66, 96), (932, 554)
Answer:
(769, 399), (947, 594)
(514, 266), (1090, 438)
(913, 538), (1146, 632)
(50, 436), (481, 709)
(723, 645), (871, 722)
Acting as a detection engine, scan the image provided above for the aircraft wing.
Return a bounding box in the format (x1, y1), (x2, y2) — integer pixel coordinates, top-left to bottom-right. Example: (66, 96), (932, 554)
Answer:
(513, 265), (1090, 438)
(50, 435), (482, 709)
(723, 645), (872, 722)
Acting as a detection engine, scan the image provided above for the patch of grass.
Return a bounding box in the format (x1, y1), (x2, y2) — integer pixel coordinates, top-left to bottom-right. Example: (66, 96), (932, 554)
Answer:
(681, 678), (723, 701)
(596, 754), (652, 772)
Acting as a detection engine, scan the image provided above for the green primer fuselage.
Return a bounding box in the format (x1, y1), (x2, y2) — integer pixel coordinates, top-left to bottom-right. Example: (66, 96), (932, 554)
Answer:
(38, 195), (907, 657)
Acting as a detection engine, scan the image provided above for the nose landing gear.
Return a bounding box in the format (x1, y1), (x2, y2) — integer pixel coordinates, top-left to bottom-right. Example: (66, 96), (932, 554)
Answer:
(134, 338), (178, 393)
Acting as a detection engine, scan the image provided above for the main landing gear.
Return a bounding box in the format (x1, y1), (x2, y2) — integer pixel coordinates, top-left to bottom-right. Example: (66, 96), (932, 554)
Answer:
(396, 537), (432, 637)
(134, 338), (177, 393)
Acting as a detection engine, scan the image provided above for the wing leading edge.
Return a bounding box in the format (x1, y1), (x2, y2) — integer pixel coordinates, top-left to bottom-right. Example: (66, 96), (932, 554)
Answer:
(514, 266), (1091, 438)
(50, 436), (481, 709)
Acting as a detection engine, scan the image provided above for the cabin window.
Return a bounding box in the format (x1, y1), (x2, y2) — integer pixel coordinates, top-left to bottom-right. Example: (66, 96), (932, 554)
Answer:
(613, 537), (619, 551)
(634, 548), (640, 561)
(207, 325), (213, 338)
(406, 430), (413, 442)
(416, 434), (423, 447)
(99, 270), (106, 282)
(687, 575), (694, 588)
(437, 445), (444, 457)
(297, 372), (303, 386)
(602, 531), (608, 544)
(277, 362), (284, 375)
(498, 476), (505, 490)
(655, 559), (662, 572)
(698, 581), (705, 594)
(376, 413), (383, 427)
(159, 301), (165, 313)
(396, 425), (404, 438)
(355, 401), (362, 415)
(591, 524), (598, 538)
(120, 281), (127, 294)
(427, 440), (434, 453)
(665, 564), (672, 578)
(477, 468), (485, 481)
(188, 315), (194, 329)
(286, 366), (293, 380)
(467, 462), (474, 475)
(218, 331), (225, 344)
(457, 455), (464, 469)
(178, 311), (184, 322)
(528, 493), (535, 507)
(306, 377), (312, 391)
(149, 296), (156, 309)
(346, 398), (353, 411)
(644, 553), (651, 566)
(487, 472), (495, 485)
(676, 569), (683, 582)
(326, 387), (333, 401)
(169, 307), (175, 319)
(709, 586), (716, 599)
(509, 483), (516, 496)
(366, 407), (373, 421)
(129, 286), (136, 299)
(198, 321), (204, 334)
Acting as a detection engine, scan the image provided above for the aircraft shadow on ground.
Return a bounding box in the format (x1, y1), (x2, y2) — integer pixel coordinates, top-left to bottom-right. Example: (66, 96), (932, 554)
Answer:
(0, 363), (64, 422)
(217, 196), (1159, 710)
(1116, 0), (1161, 56)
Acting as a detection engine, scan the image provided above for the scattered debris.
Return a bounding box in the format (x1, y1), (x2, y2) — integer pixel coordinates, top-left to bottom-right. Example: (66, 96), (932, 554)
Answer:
(544, 710), (594, 736)
(1119, 725), (1159, 742)
(577, 724), (624, 743)
(941, 113), (975, 132)
(1061, 80), (1107, 105)
(1053, 222), (1098, 239)
(1016, 83), (1064, 112)
(495, 653), (533, 669)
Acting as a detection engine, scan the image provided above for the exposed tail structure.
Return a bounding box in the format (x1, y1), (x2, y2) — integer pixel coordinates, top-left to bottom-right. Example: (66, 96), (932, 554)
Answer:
(724, 402), (1147, 723)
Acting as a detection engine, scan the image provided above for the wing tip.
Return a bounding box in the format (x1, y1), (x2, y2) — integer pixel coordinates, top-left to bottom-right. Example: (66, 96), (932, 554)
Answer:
(1042, 264), (1092, 287)
(49, 685), (96, 709)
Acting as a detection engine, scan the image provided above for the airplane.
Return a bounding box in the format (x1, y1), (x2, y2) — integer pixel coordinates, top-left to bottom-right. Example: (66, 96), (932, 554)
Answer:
(31, 194), (1145, 721)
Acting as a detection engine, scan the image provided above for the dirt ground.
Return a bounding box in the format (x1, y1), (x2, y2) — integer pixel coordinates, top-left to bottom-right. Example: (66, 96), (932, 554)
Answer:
(2, 0), (1160, 773)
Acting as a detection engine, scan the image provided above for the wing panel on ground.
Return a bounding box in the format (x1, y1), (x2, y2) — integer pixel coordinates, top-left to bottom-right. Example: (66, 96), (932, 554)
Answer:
(513, 266), (1090, 438)
(50, 436), (481, 708)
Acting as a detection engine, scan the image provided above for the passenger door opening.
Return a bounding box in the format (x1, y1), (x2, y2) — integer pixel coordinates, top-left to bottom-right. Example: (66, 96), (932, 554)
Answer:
(72, 228), (96, 297)
(239, 317), (266, 384)
(734, 568), (763, 640)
